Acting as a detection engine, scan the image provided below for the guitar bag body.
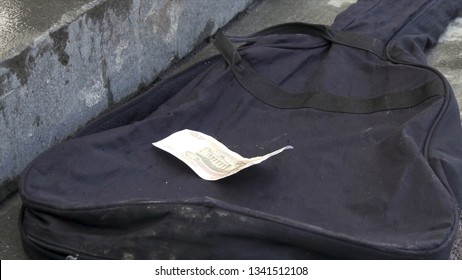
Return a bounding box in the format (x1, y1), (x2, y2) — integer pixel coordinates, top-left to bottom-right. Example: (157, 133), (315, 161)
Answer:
(19, 0), (462, 259)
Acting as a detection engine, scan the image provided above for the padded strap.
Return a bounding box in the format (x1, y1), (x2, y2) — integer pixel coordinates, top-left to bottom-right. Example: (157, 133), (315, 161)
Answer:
(213, 25), (445, 114)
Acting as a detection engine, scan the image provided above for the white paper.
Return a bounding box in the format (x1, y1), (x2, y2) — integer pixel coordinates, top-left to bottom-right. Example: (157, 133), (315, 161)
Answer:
(153, 129), (293, 181)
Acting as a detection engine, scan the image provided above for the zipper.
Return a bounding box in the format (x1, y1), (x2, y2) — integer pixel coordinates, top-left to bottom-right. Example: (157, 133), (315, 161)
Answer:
(26, 234), (107, 260)
(19, 207), (105, 260)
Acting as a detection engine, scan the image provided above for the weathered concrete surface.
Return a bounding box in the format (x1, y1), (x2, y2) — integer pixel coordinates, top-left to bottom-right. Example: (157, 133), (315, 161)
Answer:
(0, 0), (94, 59)
(0, 0), (254, 202)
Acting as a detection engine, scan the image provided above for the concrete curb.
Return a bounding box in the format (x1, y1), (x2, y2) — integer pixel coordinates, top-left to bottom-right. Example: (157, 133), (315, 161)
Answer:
(0, 0), (254, 202)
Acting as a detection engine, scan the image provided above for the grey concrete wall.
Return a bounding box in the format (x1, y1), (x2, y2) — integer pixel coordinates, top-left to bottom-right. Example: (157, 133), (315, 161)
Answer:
(0, 0), (254, 202)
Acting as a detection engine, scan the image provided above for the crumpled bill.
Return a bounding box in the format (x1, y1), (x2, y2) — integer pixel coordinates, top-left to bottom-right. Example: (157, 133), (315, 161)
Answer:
(153, 129), (293, 181)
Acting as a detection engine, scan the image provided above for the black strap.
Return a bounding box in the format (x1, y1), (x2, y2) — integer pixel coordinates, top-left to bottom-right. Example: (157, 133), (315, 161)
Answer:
(226, 22), (386, 59)
(213, 25), (445, 114)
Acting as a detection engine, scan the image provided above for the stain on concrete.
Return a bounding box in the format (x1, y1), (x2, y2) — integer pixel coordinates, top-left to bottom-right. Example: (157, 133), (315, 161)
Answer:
(33, 115), (41, 127)
(198, 20), (216, 43)
(0, 75), (6, 97)
(49, 27), (70, 66)
(0, 100), (7, 128)
(149, 0), (182, 45)
(2, 47), (32, 85)
(0, 101), (9, 128)
(101, 59), (114, 106)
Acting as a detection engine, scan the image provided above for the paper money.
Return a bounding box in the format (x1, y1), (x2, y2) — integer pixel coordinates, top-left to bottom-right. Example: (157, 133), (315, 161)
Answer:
(152, 129), (293, 181)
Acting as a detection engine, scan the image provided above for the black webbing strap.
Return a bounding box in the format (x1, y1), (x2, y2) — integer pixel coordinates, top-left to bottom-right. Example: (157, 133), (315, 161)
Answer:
(226, 22), (386, 59)
(213, 26), (445, 114)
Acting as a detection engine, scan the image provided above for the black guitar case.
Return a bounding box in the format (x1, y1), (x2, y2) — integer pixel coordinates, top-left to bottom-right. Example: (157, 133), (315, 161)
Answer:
(19, 0), (462, 259)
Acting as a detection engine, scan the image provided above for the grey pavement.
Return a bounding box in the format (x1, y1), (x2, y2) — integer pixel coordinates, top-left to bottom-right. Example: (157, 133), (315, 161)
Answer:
(1, 0), (462, 259)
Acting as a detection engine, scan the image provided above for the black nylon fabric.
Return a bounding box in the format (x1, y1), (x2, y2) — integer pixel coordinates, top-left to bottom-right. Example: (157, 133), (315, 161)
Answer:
(213, 30), (444, 113)
(332, 0), (462, 62)
(20, 0), (462, 259)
